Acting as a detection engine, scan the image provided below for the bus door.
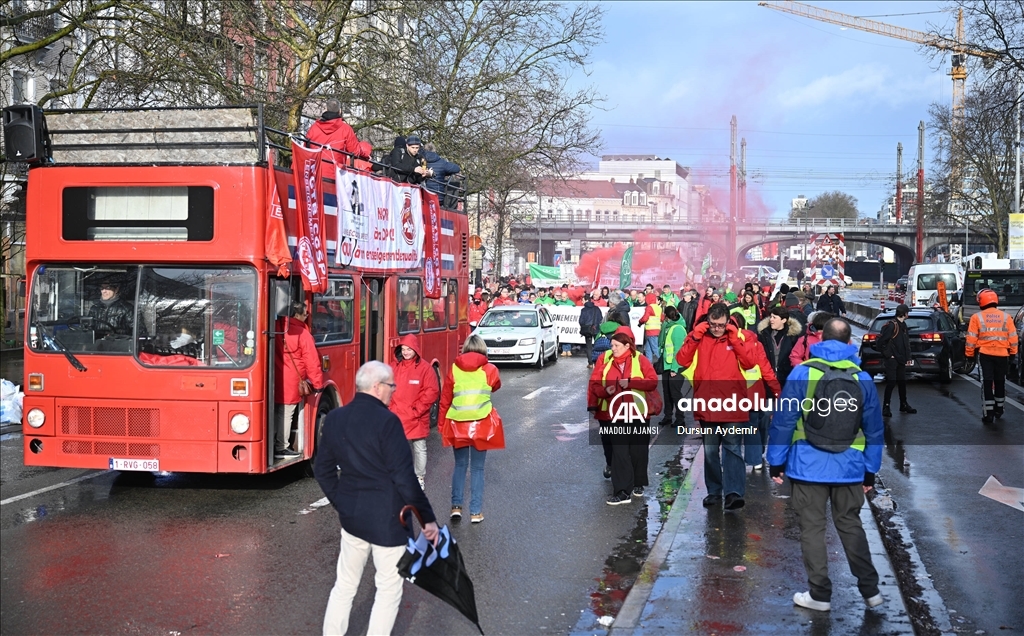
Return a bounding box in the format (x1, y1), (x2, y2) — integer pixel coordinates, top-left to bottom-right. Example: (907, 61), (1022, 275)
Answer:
(360, 276), (387, 365)
(268, 276), (306, 467)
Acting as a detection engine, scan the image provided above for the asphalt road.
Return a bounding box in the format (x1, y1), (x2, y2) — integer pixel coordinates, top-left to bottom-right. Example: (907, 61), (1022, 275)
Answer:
(0, 354), (683, 636)
(846, 325), (1024, 636)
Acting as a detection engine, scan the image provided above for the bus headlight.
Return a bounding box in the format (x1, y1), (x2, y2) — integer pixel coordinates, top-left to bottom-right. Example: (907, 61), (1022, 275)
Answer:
(27, 409), (45, 428)
(230, 414), (250, 434)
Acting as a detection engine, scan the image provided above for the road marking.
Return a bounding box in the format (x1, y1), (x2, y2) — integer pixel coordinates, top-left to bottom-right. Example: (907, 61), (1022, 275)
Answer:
(0, 471), (108, 506)
(523, 387), (550, 400)
(298, 496), (331, 515)
(978, 476), (1024, 512)
(954, 373), (1024, 412)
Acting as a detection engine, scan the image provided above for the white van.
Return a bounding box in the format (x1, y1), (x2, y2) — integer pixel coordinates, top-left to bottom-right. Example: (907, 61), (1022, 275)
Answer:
(905, 263), (964, 307)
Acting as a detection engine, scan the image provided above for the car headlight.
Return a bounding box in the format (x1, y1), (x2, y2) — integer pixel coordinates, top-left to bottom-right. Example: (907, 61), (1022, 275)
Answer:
(519, 338), (536, 346)
(27, 408), (45, 428)
(230, 413), (250, 434)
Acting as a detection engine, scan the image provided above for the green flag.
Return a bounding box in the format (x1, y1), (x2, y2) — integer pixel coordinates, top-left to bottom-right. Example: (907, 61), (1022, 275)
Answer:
(701, 253), (712, 276)
(619, 246), (634, 289)
(528, 263), (562, 287)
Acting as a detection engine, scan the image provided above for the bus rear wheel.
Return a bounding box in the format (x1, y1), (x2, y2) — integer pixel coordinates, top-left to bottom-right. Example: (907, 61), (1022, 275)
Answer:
(304, 396), (335, 477)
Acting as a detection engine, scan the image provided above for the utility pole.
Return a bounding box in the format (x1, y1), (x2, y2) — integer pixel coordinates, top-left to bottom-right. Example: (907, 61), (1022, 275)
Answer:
(916, 121), (925, 262)
(895, 142), (903, 223)
(740, 137), (747, 221)
(475, 192), (482, 286)
(730, 116), (737, 221)
(537, 188), (542, 265)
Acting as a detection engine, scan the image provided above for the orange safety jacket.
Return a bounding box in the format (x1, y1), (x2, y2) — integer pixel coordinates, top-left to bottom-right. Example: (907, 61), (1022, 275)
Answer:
(965, 307), (1019, 357)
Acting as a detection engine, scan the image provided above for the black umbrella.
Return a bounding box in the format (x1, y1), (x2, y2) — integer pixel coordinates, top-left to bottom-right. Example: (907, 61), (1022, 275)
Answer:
(397, 505), (483, 635)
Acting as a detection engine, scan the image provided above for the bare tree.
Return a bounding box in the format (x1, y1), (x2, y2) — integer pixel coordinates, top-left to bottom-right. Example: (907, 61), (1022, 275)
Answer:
(928, 81), (1018, 255)
(356, 1), (605, 273)
(932, 1), (1024, 83)
(790, 191), (859, 220)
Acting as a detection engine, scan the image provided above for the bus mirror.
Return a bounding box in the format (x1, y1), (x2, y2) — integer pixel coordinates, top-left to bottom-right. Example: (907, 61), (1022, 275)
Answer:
(17, 278), (26, 297)
(271, 279), (291, 319)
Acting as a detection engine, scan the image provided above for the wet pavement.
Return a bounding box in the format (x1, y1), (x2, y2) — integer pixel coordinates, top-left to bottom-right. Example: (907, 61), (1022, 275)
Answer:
(0, 353), (683, 635)
(609, 448), (913, 635)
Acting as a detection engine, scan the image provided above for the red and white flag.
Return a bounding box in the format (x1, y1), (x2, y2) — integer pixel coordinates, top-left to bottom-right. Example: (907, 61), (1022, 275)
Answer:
(421, 190), (442, 298)
(290, 142), (328, 293)
(265, 151), (292, 278)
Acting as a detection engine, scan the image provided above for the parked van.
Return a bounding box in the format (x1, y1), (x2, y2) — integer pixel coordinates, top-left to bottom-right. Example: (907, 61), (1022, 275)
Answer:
(906, 263), (964, 307)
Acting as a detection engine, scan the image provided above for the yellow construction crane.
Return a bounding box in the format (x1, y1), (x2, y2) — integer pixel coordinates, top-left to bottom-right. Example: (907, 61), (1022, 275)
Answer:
(758, 1), (999, 125)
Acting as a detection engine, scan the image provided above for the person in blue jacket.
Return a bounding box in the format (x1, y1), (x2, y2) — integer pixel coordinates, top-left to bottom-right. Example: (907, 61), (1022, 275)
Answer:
(423, 143), (462, 196)
(768, 318), (885, 614)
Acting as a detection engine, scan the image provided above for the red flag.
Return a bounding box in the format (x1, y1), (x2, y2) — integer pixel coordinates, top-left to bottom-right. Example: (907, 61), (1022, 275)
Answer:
(265, 151), (292, 278)
(421, 190), (442, 299)
(290, 142), (328, 293)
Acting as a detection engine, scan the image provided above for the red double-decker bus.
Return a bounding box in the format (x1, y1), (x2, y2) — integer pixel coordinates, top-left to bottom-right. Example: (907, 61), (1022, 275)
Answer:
(16, 105), (469, 474)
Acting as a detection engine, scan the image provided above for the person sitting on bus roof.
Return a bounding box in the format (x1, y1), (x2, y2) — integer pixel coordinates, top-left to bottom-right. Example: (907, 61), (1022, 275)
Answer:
(306, 99), (360, 166)
(386, 136), (432, 184)
(89, 281), (134, 337)
(422, 143), (462, 196)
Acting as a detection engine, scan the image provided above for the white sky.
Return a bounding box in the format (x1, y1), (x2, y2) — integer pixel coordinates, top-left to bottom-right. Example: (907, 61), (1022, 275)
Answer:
(577, 1), (961, 218)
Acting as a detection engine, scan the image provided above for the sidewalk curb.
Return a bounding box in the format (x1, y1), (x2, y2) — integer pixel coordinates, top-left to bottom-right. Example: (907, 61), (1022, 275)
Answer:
(610, 446), (704, 633)
(869, 482), (956, 636)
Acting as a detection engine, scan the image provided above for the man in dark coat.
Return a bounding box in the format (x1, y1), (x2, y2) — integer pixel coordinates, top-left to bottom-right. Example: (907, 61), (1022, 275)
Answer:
(315, 361), (438, 635)
(606, 290), (632, 327)
(678, 290), (698, 331)
(578, 293), (603, 367)
(816, 285), (847, 317)
(423, 142), (462, 196)
(386, 135), (432, 184)
(875, 304), (917, 417)
(756, 306), (803, 385)
(89, 281), (135, 336)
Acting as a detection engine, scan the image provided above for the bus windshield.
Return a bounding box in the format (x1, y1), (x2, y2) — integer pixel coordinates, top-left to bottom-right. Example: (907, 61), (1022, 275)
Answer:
(964, 272), (1024, 306)
(29, 264), (257, 368)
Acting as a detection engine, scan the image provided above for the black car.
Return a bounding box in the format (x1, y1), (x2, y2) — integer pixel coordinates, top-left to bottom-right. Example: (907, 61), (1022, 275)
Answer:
(859, 308), (968, 383)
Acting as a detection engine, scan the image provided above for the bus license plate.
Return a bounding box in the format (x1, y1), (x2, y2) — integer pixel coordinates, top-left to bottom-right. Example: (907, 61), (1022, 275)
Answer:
(109, 458), (159, 472)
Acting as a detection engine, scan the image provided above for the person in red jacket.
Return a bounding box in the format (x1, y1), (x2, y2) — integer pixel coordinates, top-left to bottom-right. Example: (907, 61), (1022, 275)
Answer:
(439, 335), (502, 523)
(729, 313), (781, 470)
(389, 334), (440, 490)
(589, 326), (660, 506)
(694, 287), (716, 325)
(274, 303), (325, 460)
(677, 303), (760, 510)
(306, 99), (360, 166)
(468, 292), (489, 326)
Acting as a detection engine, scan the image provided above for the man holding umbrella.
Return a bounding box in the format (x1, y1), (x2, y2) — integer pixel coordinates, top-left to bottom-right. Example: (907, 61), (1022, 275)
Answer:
(315, 361), (439, 635)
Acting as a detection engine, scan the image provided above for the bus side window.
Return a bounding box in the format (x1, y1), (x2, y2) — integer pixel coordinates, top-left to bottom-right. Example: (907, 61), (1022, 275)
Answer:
(398, 278), (421, 334)
(313, 278), (354, 343)
(447, 280), (458, 329)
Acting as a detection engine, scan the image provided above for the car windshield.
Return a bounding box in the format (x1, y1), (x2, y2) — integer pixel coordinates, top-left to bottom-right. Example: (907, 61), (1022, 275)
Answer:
(29, 264), (257, 368)
(480, 311), (538, 328)
(915, 273), (958, 291)
(870, 317), (934, 333)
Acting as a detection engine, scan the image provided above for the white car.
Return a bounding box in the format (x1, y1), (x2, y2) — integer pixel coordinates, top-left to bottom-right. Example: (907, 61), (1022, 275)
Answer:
(471, 306), (559, 368)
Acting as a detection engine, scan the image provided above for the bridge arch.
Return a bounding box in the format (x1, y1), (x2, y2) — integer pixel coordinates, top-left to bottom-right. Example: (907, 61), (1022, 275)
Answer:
(735, 236), (916, 274)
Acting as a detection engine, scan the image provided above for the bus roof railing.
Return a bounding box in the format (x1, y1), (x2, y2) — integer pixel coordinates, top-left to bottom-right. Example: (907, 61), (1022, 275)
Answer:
(43, 105), (265, 165)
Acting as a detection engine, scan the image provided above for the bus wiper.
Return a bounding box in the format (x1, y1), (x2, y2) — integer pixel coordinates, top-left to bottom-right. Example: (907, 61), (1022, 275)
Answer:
(36, 323), (87, 372)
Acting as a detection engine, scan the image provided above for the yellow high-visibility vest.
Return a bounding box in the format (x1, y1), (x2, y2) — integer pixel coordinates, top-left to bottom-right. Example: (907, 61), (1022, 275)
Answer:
(447, 365), (492, 421)
(645, 304), (663, 332)
(598, 351), (643, 413)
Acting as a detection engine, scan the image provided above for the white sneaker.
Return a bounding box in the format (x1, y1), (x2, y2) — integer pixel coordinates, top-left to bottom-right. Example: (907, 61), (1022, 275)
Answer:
(753, 463), (763, 470)
(793, 591), (831, 612)
(865, 594), (884, 608)
(417, 476), (426, 490)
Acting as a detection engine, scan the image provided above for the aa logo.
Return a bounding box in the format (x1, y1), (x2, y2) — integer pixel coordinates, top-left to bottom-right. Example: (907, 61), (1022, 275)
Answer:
(609, 390), (648, 424)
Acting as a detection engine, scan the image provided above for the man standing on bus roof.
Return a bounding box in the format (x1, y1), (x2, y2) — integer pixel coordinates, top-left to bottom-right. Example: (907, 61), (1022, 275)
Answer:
(306, 99), (360, 165)
(316, 361), (439, 636)
(89, 281), (134, 337)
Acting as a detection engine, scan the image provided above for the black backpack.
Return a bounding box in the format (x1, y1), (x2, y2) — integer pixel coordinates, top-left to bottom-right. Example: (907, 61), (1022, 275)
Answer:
(800, 360), (864, 453)
(871, 320), (899, 353)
